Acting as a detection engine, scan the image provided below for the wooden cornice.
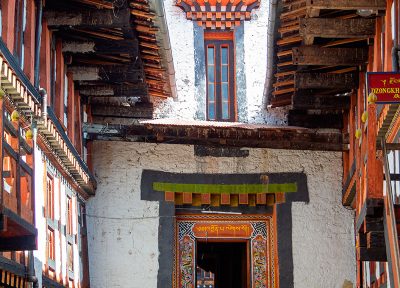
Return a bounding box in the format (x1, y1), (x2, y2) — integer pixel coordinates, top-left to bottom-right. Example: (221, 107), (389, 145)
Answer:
(176, 0), (261, 29)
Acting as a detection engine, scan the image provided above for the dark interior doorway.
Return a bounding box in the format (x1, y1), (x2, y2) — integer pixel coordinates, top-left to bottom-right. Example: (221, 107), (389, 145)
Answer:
(196, 241), (248, 288)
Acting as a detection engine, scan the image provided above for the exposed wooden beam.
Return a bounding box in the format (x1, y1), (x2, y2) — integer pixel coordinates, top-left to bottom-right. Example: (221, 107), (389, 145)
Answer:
(306, 0), (386, 10)
(292, 94), (350, 110)
(90, 102), (153, 118)
(88, 96), (141, 106)
(295, 73), (358, 89)
(83, 122), (349, 151)
(299, 18), (375, 39)
(45, 8), (131, 28)
(62, 40), (138, 55)
(292, 46), (368, 66)
(69, 65), (143, 82)
(357, 247), (387, 261)
(288, 110), (344, 129)
(78, 84), (147, 97)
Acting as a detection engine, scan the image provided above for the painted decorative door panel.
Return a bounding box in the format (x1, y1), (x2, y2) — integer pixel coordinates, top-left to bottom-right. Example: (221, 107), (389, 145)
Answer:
(174, 215), (277, 288)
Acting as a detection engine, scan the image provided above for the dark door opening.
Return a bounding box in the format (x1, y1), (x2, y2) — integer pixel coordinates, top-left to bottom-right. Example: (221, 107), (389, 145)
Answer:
(196, 241), (248, 288)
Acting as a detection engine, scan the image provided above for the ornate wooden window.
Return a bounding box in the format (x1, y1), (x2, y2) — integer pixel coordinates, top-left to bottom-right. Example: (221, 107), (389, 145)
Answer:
(205, 32), (235, 121)
(46, 174), (54, 220)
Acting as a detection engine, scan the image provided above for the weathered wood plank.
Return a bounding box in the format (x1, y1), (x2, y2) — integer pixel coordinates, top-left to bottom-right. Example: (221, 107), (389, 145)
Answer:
(45, 8), (131, 28)
(306, 0), (386, 10)
(367, 231), (385, 248)
(78, 84), (146, 97)
(69, 66), (143, 82)
(357, 247), (387, 261)
(62, 40), (138, 55)
(288, 110), (344, 129)
(292, 94), (350, 110)
(292, 46), (368, 66)
(295, 73), (358, 89)
(83, 122), (349, 151)
(299, 18), (375, 39)
(91, 103), (153, 118)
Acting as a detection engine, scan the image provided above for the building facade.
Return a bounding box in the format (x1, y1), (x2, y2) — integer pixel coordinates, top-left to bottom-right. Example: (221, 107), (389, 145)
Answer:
(2, 0), (400, 288)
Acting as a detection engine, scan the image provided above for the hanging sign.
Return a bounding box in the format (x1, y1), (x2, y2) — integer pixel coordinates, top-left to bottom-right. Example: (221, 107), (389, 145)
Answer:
(367, 72), (400, 103)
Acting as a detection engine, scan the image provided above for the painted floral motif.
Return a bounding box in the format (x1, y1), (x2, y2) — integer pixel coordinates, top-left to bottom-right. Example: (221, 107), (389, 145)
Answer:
(179, 235), (195, 288)
(252, 235), (267, 288)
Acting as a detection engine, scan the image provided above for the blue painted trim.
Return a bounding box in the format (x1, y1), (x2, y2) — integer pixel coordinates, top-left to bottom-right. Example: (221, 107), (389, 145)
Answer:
(0, 38), (41, 103)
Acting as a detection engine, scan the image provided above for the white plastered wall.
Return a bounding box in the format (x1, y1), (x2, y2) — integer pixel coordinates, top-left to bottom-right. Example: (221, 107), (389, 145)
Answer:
(153, 0), (288, 124)
(33, 145), (82, 286)
(87, 141), (355, 288)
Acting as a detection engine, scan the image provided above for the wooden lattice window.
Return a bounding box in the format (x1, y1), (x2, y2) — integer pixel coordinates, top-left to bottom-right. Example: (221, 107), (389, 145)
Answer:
(205, 32), (235, 122)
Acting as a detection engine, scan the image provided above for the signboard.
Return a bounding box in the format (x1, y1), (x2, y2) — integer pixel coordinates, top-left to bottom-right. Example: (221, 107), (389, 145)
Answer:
(192, 222), (253, 238)
(367, 72), (400, 103)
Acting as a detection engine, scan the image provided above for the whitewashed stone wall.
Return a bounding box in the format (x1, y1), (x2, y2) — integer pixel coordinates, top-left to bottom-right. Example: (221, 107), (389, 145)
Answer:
(87, 141), (355, 288)
(153, 0), (288, 124)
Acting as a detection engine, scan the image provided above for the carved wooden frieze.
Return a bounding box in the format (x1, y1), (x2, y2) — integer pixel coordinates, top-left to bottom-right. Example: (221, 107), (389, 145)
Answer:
(176, 0), (260, 29)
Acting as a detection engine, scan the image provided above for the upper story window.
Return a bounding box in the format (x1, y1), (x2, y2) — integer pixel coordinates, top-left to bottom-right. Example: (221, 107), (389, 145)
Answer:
(66, 196), (73, 235)
(46, 174), (54, 219)
(47, 227), (55, 261)
(67, 242), (74, 272)
(205, 32), (235, 122)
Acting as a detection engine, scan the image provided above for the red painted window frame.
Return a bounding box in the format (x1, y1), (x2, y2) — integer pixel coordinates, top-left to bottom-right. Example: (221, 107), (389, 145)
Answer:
(204, 31), (236, 122)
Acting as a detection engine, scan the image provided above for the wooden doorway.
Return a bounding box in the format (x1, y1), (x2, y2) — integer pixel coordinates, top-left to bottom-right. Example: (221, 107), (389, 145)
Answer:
(174, 214), (277, 288)
(196, 241), (249, 288)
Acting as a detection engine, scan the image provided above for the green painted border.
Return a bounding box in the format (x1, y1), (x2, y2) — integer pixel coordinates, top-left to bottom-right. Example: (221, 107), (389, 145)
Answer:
(153, 182), (297, 194)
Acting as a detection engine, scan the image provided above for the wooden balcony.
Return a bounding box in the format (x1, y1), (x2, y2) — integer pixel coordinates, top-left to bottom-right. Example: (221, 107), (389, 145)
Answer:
(0, 103), (37, 251)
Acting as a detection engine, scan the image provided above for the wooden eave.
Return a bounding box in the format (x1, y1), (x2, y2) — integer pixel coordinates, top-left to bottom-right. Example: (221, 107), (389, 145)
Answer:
(0, 39), (96, 197)
(83, 120), (349, 151)
(44, 0), (174, 123)
(271, 0), (385, 129)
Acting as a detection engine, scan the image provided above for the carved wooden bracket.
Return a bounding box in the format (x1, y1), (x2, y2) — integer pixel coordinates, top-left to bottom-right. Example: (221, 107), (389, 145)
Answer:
(176, 0), (260, 29)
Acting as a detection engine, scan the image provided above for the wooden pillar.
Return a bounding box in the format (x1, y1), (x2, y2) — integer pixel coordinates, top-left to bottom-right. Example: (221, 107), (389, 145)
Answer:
(40, 21), (51, 103)
(373, 18), (383, 72)
(55, 38), (64, 122)
(1, 0), (16, 51)
(384, 0), (394, 71)
(75, 90), (82, 156)
(24, 0), (36, 82)
(67, 72), (75, 142)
